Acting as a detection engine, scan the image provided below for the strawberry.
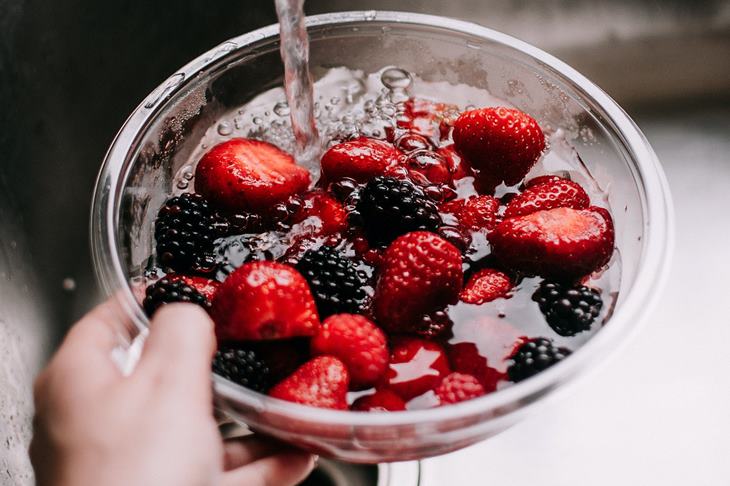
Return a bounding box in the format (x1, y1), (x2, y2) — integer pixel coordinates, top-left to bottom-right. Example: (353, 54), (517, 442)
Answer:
(269, 356), (349, 410)
(166, 274), (220, 301)
(291, 191), (348, 235)
(435, 372), (486, 405)
(437, 144), (473, 181)
(320, 137), (402, 183)
(524, 175), (562, 188)
(351, 389), (407, 412)
(195, 138), (310, 213)
(380, 337), (450, 401)
(460, 268), (512, 304)
(400, 98), (458, 138)
(311, 314), (389, 389)
(453, 107), (546, 185)
(403, 150), (453, 186)
(373, 232), (463, 332)
(447, 316), (526, 390)
(211, 261), (320, 341)
(489, 206), (614, 280)
(440, 195), (500, 233)
(504, 177), (590, 218)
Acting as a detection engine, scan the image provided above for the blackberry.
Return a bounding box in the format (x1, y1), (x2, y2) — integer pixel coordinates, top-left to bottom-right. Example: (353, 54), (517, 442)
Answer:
(296, 246), (368, 318)
(142, 277), (211, 317)
(212, 347), (271, 393)
(154, 193), (221, 272)
(533, 281), (603, 336)
(507, 338), (571, 382)
(356, 176), (442, 245)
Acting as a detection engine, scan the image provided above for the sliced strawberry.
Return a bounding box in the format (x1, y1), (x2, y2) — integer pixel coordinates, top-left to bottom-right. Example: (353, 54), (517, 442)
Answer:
(311, 314), (389, 389)
(460, 268), (512, 304)
(440, 195), (500, 233)
(453, 107), (546, 185)
(435, 372), (486, 405)
(504, 177), (590, 218)
(489, 206), (614, 280)
(374, 232), (463, 333)
(195, 138), (310, 213)
(211, 261), (320, 341)
(269, 356), (349, 410)
(291, 191), (348, 236)
(380, 337), (450, 401)
(447, 316), (526, 390)
(166, 274), (220, 301)
(351, 389), (407, 412)
(320, 137), (402, 183)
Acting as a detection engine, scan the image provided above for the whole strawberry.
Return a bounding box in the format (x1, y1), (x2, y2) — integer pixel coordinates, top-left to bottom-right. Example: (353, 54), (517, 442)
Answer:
(373, 231), (463, 332)
(290, 191), (348, 236)
(380, 337), (451, 401)
(195, 138), (310, 213)
(453, 107), (545, 186)
(489, 206), (614, 280)
(460, 268), (512, 305)
(211, 261), (320, 341)
(504, 176), (590, 218)
(311, 314), (389, 389)
(435, 372), (486, 405)
(351, 389), (407, 412)
(269, 356), (349, 410)
(320, 137), (402, 183)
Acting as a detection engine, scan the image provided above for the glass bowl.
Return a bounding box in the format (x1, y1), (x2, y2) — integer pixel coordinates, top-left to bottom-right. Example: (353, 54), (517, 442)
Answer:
(91, 11), (673, 463)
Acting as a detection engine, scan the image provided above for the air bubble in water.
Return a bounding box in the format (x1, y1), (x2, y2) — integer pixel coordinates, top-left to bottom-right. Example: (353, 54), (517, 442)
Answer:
(273, 101), (290, 116)
(253, 116), (263, 125)
(330, 96), (340, 105)
(177, 180), (189, 190)
(381, 67), (412, 90)
(217, 121), (233, 136)
(181, 166), (194, 180)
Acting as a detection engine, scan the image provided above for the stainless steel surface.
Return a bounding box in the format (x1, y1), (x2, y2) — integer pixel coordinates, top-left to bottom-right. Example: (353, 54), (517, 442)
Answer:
(420, 103), (730, 485)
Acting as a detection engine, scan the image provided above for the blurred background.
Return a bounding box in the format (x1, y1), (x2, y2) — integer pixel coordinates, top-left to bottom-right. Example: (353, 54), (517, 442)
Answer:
(1, 0), (728, 484)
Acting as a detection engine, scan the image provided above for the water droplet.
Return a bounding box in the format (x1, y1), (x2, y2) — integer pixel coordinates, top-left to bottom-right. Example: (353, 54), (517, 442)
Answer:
(181, 166), (194, 180)
(177, 180), (189, 190)
(253, 116), (263, 125)
(381, 67), (412, 90)
(217, 121), (233, 136)
(363, 10), (376, 21)
(62, 278), (76, 292)
(273, 101), (290, 116)
(330, 96), (340, 105)
(466, 40), (482, 50)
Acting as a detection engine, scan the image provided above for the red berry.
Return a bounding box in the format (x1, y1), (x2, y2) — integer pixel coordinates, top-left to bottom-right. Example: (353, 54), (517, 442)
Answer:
(460, 268), (512, 305)
(374, 232), (463, 333)
(524, 175), (562, 188)
(269, 356), (349, 410)
(446, 342), (503, 392)
(435, 372), (486, 405)
(394, 132), (433, 153)
(453, 107), (546, 185)
(351, 389), (407, 412)
(195, 138), (311, 213)
(321, 137), (402, 183)
(402, 98), (458, 138)
(489, 206), (614, 279)
(440, 195), (500, 233)
(165, 274), (220, 301)
(381, 337), (450, 401)
(311, 314), (389, 389)
(291, 191), (348, 235)
(437, 144), (473, 181)
(211, 261), (320, 341)
(404, 150), (452, 186)
(504, 177), (590, 218)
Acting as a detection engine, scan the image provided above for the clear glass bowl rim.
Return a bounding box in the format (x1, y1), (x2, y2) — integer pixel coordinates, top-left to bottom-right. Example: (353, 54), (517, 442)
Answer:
(91, 10), (674, 428)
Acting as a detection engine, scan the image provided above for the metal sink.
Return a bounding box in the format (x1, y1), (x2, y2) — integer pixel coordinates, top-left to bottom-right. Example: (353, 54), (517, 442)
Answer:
(0, 0), (728, 484)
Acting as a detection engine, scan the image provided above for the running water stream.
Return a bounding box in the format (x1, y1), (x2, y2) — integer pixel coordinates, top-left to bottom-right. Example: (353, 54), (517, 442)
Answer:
(274, 0), (322, 178)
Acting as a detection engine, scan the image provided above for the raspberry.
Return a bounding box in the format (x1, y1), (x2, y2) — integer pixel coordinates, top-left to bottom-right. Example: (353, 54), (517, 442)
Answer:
(142, 277), (211, 317)
(435, 372), (486, 405)
(507, 338), (571, 382)
(296, 246), (369, 317)
(212, 347), (271, 393)
(154, 193), (222, 272)
(351, 389), (407, 412)
(532, 281), (603, 336)
(356, 176), (442, 245)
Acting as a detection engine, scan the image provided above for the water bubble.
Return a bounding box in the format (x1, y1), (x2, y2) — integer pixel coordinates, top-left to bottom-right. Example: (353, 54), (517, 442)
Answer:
(330, 96), (340, 105)
(181, 166), (194, 180)
(274, 101), (290, 116)
(62, 278), (76, 292)
(253, 116), (263, 125)
(381, 67), (412, 90)
(217, 121), (233, 136)
(176, 180), (189, 190)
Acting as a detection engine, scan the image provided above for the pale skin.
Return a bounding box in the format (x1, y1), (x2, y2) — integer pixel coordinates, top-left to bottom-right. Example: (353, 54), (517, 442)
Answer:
(30, 301), (315, 486)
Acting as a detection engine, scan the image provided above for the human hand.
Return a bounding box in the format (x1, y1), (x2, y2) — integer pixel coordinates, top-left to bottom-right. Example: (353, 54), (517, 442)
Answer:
(30, 300), (315, 486)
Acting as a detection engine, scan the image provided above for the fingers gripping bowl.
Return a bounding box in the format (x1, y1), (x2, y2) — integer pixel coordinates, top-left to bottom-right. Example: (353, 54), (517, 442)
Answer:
(91, 12), (673, 463)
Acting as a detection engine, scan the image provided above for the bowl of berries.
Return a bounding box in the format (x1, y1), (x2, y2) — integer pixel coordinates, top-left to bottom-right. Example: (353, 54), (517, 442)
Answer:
(91, 11), (673, 463)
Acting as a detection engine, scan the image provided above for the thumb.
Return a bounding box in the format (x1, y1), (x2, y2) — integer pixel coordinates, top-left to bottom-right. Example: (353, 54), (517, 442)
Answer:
(135, 304), (217, 402)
